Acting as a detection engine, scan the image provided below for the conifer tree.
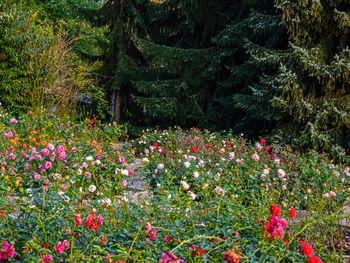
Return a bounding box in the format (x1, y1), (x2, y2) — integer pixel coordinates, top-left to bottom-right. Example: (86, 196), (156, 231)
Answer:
(247, 0), (350, 159)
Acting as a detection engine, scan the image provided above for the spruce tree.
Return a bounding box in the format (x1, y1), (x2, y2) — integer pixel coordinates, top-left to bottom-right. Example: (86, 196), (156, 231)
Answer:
(247, 0), (350, 159)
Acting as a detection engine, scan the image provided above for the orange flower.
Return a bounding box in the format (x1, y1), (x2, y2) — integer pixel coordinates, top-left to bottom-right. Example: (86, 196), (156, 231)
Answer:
(99, 235), (107, 246)
(223, 248), (241, 263)
(42, 141), (47, 146)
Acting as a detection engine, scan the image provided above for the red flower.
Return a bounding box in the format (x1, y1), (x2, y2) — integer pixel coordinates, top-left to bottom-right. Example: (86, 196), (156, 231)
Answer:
(153, 142), (158, 147)
(195, 248), (205, 255)
(308, 255), (323, 263)
(75, 214), (82, 226)
(270, 204), (280, 217)
(165, 236), (172, 242)
(260, 139), (266, 144)
(301, 243), (314, 257)
(149, 228), (157, 240)
(290, 207), (296, 218)
(191, 146), (198, 153)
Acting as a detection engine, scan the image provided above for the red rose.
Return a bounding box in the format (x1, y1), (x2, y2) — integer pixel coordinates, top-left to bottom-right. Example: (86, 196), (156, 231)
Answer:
(191, 146), (198, 153)
(270, 204), (281, 217)
(301, 243), (314, 257)
(308, 255), (323, 263)
(153, 142), (158, 147)
(195, 248), (205, 255)
(290, 207), (296, 218)
(260, 139), (266, 144)
(75, 214), (82, 226)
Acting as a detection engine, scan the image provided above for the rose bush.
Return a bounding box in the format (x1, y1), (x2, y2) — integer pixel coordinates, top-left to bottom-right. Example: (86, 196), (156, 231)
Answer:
(0, 106), (348, 262)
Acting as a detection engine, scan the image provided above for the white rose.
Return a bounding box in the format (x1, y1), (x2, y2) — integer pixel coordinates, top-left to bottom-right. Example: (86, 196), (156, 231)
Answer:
(189, 191), (197, 200)
(180, 180), (190, 190)
(193, 171), (200, 179)
(88, 185), (96, 193)
(157, 163), (164, 170)
(85, 156), (94, 161)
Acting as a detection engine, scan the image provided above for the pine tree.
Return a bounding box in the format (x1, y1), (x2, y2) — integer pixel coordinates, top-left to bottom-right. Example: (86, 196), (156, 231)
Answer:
(247, 0), (350, 160)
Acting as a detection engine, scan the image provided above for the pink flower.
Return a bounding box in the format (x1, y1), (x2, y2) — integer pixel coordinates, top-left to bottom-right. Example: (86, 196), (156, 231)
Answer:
(122, 180), (128, 187)
(82, 162), (88, 168)
(59, 151), (66, 160)
(41, 148), (50, 155)
(84, 172), (91, 179)
(271, 227), (284, 239)
(277, 219), (288, 228)
(41, 254), (53, 263)
(57, 145), (65, 153)
(61, 184), (67, 190)
(10, 118), (17, 124)
(5, 132), (13, 138)
(145, 222), (152, 231)
(48, 143), (55, 151)
(0, 241), (15, 260)
(54, 240), (69, 254)
(44, 161), (52, 169)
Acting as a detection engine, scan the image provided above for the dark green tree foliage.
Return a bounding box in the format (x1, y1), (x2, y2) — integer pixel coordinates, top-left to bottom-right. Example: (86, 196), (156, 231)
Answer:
(248, 0), (350, 159)
(201, 0), (288, 133)
(77, 0), (211, 125)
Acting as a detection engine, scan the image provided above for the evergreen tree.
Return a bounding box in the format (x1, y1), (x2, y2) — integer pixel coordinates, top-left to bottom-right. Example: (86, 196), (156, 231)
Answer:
(246, 0), (350, 160)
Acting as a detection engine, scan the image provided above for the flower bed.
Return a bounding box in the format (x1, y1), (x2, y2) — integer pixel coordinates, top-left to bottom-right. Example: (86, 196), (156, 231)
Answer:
(0, 107), (349, 262)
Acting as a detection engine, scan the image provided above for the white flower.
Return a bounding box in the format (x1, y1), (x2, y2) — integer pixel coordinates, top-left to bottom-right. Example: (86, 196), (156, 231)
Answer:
(263, 169), (269, 175)
(193, 171), (200, 179)
(58, 191), (65, 195)
(121, 169), (129, 176)
(214, 186), (226, 195)
(323, 193), (330, 198)
(88, 185), (96, 193)
(85, 156), (94, 161)
(142, 158), (149, 163)
(282, 185), (287, 190)
(77, 169), (82, 175)
(229, 152), (236, 159)
(157, 163), (164, 170)
(202, 183), (209, 189)
(184, 161), (190, 168)
(144, 149), (149, 154)
(95, 160), (101, 165)
(274, 158), (280, 164)
(251, 152), (259, 161)
(277, 169), (286, 179)
(189, 191), (197, 200)
(180, 180), (190, 190)
(101, 198), (111, 206)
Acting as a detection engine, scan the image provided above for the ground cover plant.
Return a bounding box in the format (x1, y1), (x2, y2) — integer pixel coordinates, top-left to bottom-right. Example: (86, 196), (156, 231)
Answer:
(0, 106), (349, 262)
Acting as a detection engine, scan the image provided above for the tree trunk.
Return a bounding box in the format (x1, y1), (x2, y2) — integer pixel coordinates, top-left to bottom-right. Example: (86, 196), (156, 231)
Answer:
(114, 90), (121, 123)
